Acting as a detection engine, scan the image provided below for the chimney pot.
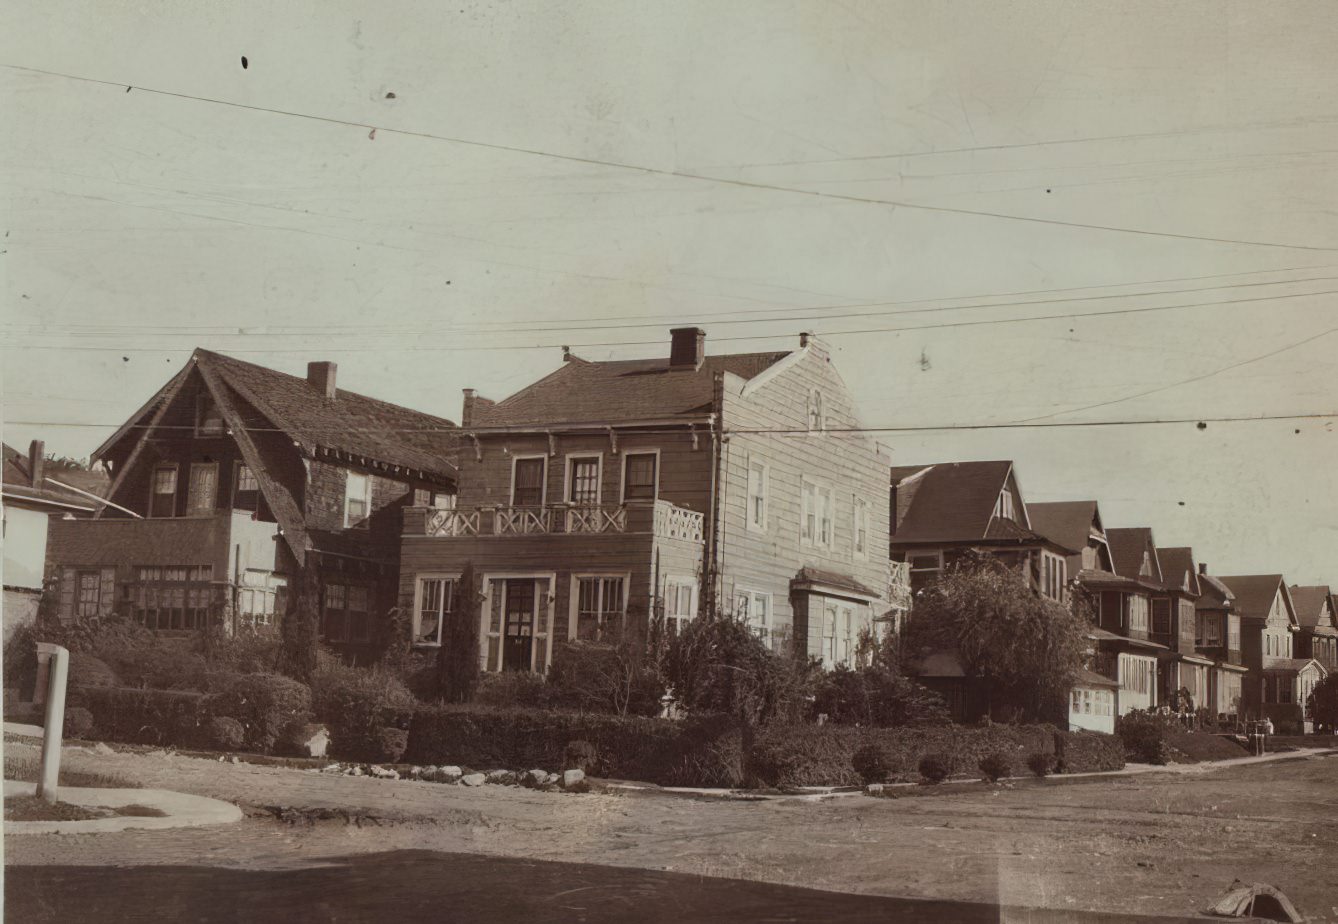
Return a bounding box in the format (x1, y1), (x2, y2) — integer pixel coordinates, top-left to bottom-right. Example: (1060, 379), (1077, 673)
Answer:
(1199, 562), (1208, 575)
(28, 439), (45, 488)
(307, 361), (337, 399)
(800, 332), (811, 348)
(669, 327), (706, 370)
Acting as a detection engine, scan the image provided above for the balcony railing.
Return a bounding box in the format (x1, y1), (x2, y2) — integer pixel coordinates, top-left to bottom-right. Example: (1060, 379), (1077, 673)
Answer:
(414, 500), (702, 542)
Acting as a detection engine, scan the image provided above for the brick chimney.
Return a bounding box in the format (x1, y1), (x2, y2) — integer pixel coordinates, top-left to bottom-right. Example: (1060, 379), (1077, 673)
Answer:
(27, 439), (45, 488)
(462, 388), (477, 427)
(669, 327), (706, 371)
(307, 361), (337, 399)
(1199, 562), (1208, 575)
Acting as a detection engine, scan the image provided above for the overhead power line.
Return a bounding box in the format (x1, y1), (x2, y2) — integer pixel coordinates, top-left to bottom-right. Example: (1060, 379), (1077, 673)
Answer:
(5, 63), (1336, 254)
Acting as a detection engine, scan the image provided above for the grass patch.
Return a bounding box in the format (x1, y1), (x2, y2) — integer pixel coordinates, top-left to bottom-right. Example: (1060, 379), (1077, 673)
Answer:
(4, 796), (167, 822)
(4, 754), (141, 789)
(1163, 729), (1249, 763)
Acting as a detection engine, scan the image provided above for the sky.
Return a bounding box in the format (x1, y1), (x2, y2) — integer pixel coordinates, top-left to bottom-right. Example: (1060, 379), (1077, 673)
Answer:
(2, 1), (1336, 582)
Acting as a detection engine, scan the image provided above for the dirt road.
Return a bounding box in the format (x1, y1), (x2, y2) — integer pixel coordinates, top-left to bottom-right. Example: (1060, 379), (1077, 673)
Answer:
(5, 740), (1337, 921)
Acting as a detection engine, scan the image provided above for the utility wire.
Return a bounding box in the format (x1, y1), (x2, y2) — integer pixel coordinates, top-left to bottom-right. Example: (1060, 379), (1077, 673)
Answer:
(5, 62), (1336, 253)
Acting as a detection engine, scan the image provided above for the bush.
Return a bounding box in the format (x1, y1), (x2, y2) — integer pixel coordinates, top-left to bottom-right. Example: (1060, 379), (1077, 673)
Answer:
(68, 652), (119, 689)
(812, 666), (950, 727)
(80, 686), (209, 746)
(919, 753), (951, 784)
(377, 727), (409, 763)
(1027, 752), (1055, 777)
(549, 641), (664, 716)
(978, 752), (1012, 782)
(98, 643), (213, 693)
(851, 743), (896, 784)
(563, 739), (601, 774)
(203, 631), (281, 675)
(1053, 730), (1125, 773)
(63, 706), (95, 738)
(206, 716), (246, 751)
(1116, 709), (1173, 765)
(309, 653), (415, 761)
(405, 706), (744, 787)
(205, 672), (313, 753)
(473, 671), (554, 710)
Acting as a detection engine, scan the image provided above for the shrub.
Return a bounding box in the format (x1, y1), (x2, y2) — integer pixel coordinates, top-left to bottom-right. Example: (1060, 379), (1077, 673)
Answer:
(563, 739), (602, 774)
(203, 631), (281, 675)
(98, 643), (212, 692)
(1116, 709), (1173, 765)
(1027, 752), (1055, 777)
(63, 706), (95, 738)
(851, 743), (896, 784)
(309, 653), (415, 761)
(436, 563), (481, 702)
(377, 727), (409, 763)
(405, 706), (744, 787)
(978, 752), (1012, 782)
(68, 652), (119, 689)
(206, 672), (313, 753)
(1053, 730), (1125, 773)
(549, 641), (664, 716)
(812, 666), (950, 727)
(80, 686), (209, 746)
(918, 753), (951, 784)
(206, 716), (246, 751)
(473, 671), (554, 710)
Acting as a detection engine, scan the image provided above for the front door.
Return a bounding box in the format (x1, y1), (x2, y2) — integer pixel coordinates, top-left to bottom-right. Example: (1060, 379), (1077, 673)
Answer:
(502, 579), (535, 671)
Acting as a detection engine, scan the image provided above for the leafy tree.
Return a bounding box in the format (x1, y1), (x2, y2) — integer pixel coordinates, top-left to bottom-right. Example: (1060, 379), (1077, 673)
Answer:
(436, 561), (482, 703)
(277, 565), (321, 683)
(1309, 674), (1338, 734)
(812, 664), (949, 726)
(900, 553), (1090, 722)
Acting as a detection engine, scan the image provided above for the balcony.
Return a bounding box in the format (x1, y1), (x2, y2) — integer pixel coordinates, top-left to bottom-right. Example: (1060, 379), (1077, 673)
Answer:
(47, 510), (282, 577)
(407, 500), (705, 544)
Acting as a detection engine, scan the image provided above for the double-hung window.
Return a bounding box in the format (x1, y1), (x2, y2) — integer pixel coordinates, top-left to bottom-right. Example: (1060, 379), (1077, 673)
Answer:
(323, 583), (372, 643)
(734, 589), (772, 647)
(664, 576), (697, 636)
(567, 456), (601, 505)
(415, 576), (458, 646)
(344, 471), (371, 528)
(150, 465), (178, 518)
(746, 457), (768, 532)
(1152, 598), (1172, 635)
(575, 575), (626, 641)
(852, 497), (869, 558)
(622, 452), (657, 502)
(187, 462), (218, 515)
(234, 463), (260, 512)
(801, 478), (832, 548)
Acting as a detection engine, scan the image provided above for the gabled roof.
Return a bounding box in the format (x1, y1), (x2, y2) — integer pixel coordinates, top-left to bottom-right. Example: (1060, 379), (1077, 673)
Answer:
(1, 443), (100, 512)
(1196, 571), (1236, 611)
(1218, 575), (1292, 622)
(1289, 585), (1337, 629)
(472, 351), (790, 429)
(1105, 528), (1163, 586)
(1027, 501), (1103, 553)
(1156, 547), (1201, 596)
(887, 460), (1059, 546)
(95, 350), (458, 481)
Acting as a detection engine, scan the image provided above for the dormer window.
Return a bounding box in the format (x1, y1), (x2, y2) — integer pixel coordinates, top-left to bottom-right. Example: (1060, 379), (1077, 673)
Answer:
(807, 389), (825, 432)
(993, 490), (1016, 522)
(195, 394), (224, 437)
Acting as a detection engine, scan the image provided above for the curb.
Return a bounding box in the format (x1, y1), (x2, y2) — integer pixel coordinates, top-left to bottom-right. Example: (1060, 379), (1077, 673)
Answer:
(3, 779), (244, 835)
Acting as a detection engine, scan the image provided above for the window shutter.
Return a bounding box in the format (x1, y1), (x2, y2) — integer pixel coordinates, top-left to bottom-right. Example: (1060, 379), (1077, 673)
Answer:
(99, 568), (117, 616)
(59, 567), (76, 620)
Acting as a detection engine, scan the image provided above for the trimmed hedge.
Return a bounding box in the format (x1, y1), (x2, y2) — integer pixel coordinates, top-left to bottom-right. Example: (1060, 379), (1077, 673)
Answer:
(1054, 729), (1126, 773)
(79, 686), (209, 746)
(206, 672), (313, 754)
(405, 706), (745, 787)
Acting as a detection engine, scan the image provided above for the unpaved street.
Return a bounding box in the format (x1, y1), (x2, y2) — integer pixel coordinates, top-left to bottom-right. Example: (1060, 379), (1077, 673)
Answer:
(6, 741), (1337, 921)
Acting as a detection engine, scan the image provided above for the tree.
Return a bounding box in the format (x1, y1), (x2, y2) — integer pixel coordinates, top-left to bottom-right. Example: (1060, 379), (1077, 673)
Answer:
(900, 553), (1090, 722)
(436, 561), (482, 703)
(1309, 674), (1338, 734)
(276, 565), (321, 683)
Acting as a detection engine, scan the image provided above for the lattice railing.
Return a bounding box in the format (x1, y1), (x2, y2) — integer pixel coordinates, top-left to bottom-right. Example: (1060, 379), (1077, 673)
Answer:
(564, 504), (628, 534)
(653, 500), (705, 543)
(425, 509), (481, 537)
(493, 506), (552, 535)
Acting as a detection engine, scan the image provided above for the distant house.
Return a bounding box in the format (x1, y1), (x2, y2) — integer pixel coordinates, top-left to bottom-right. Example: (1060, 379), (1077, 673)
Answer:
(2, 440), (100, 641)
(1150, 546), (1215, 713)
(1289, 584), (1338, 674)
(1219, 575), (1328, 732)
(44, 350), (457, 657)
(1194, 564), (1249, 723)
(889, 462), (1076, 720)
(399, 329), (893, 673)
(1080, 526), (1167, 715)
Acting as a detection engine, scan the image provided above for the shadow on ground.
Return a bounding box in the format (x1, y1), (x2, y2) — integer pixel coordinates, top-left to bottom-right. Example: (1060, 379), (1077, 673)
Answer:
(6, 849), (1210, 923)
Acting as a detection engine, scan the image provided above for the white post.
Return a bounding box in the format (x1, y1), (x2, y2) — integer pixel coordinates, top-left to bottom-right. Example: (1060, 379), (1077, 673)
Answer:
(36, 642), (70, 803)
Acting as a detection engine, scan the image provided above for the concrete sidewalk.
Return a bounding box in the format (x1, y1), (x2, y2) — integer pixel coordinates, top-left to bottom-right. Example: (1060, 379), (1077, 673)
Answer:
(4, 779), (243, 835)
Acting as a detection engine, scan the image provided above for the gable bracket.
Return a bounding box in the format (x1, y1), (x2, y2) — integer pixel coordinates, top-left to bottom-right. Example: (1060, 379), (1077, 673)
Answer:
(469, 434), (483, 462)
(547, 431), (557, 458)
(607, 426), (619, 455)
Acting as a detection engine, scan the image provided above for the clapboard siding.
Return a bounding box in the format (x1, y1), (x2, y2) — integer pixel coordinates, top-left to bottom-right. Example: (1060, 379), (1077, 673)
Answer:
(716, 341), (891, 653)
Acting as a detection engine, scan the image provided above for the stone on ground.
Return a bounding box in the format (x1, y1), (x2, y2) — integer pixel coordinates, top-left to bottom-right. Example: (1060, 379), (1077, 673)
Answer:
(562, 769), (585, 788)
(461, 773), (486, 787)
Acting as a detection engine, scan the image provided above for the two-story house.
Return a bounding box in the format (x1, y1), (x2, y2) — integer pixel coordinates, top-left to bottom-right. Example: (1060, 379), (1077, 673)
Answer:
(1219, 575), (1327, 732)
(44, 349), (457, 657)
(3, 440), (101, 642)
(398, 329), (893, 674)
(1194, 563), (1248, 724)
(1151, 547), (1215, 712)
(888, 461), (1077, 720)
(1094, 527), (1170, 714)
(1289, 585), (1338, 675)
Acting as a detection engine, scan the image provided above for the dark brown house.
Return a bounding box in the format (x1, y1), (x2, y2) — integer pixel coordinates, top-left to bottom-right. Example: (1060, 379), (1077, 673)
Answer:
(1289, 584), (1338, 674)
(45, 349), (457, 657)
(1194, 564), (1248, 722)
(1150, 546), (1215, 712)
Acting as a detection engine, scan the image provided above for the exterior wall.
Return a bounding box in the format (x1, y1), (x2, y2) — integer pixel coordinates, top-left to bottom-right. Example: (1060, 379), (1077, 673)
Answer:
(1068, 684), (1116, 734)
(716, 342), (891, 658)
(2, 587), (41, 644)
(1117, 652), (1158, 714)
(304, 458), (417, 557)
(1210, 667), (1245, 719)
(3, 504), (50, 591)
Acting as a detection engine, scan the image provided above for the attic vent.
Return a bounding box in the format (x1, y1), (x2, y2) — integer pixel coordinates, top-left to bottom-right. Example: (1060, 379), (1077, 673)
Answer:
(669, 327), (705, 371)
(307, 361), (337, 399)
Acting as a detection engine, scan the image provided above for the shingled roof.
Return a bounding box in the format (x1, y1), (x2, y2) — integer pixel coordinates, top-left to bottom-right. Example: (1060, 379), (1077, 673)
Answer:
(471, 351), (790, 429)
(1105, 528), (1163, 587)
(1156, 547), (1201, 596)
(1196, 571), (1236, 611)
(96, 350), (458, 481)
(1289, 585), (1337, 629)
(2, 443), (101, 511)
(1028, 501), (1101, 553)
(1218, 575), (1290, 621)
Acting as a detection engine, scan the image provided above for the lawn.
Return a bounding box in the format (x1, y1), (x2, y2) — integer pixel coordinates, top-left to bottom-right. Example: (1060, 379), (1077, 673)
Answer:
(4, 796), (166, 823)
(4, 753), (141, 789)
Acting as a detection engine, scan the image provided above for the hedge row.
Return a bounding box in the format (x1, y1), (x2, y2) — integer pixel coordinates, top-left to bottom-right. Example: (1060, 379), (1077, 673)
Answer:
(404, 707), (1125, 788)
(75, 686), (211, 747)
(405, 706), (745, 786)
